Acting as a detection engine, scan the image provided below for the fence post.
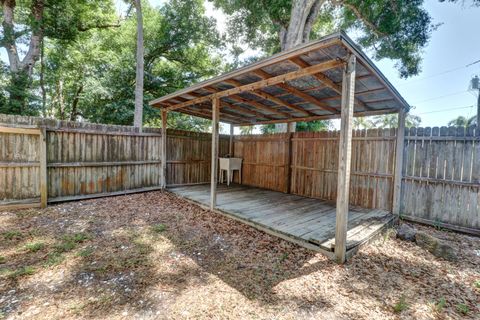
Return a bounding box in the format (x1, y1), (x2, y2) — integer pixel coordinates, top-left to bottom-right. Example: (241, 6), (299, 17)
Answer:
(392, 108), (406, 215)
(334, 54), (356, 264)
(161, 110), (167, 188)
(39, 127), (48, 208)
(285, 131), (293, 194)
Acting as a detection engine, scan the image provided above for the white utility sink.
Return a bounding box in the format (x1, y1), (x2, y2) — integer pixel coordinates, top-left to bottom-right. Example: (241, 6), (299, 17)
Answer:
(219, 157), (242, 185)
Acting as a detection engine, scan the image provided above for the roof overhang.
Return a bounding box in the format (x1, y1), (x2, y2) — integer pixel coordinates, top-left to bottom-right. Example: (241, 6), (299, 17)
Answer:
(149, 31), (410, 126)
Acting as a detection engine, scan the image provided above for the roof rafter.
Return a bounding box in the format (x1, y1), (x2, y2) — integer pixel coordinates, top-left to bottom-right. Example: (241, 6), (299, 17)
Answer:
(222, 79), (314, 117)
(203, 86), (289, 119)
(236, 108), (398, 126)
(288, 57), (372, 111)
(186, 90), (272, 119)
(252, 68), (339, 114)
(162, 59), (344, 112)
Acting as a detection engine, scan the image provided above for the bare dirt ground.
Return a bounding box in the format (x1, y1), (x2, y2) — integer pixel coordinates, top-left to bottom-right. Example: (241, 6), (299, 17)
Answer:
(0, 190), (479, 320)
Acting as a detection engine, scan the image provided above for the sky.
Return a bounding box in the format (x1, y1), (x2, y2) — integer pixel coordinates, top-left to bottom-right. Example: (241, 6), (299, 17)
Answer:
(2, 0), (479, 129)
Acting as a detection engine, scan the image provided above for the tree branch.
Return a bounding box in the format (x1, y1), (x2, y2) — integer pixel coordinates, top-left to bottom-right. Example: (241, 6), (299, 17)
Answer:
(77, 22), (121, 32)
(1, 0), (21, 72)
(332, 0), (387, 38)
(21, 0), (44, 76)
(303, 0), (324, 42)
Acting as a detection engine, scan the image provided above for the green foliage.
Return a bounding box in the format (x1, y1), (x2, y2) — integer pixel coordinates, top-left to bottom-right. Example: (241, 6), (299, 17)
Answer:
(24, 242), (46, 253)
(432, 297), (447, 313)
(7, 266), (36, 279)
(2, 0), (224, 130)
(213, 0), (438, 78)
(78, 247), (95, 257)
(0, 256), (5, 264)
(151, 223), (167, 233)
(2, 230), (23, 240)
(54, 232), (90, 253)
(261, 120), (331, 133)
(44, 252), (65, 267)
(63, 232), (90, 243)
(455, 303), (469, 315)
(447, 115), (477, 127)
(393, 295), (408, 313)
(475, 279), (480, 289)
(42, 0), (223, 127)
(353, 113), (421, 129)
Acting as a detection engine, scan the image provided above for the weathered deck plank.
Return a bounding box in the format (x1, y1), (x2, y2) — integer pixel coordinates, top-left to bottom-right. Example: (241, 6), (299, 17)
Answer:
(168, 184), (394, 258)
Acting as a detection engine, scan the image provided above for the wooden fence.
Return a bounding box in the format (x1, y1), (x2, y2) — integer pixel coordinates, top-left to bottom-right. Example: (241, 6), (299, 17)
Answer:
(0, 115), (228, 209)
(1, 114), (479, 234)
(233, 129), (397, 211)
(401, 126), (479, 234)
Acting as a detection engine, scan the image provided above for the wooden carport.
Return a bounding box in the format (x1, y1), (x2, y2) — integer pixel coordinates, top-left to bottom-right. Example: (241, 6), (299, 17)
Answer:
(150, 31), (409, 263)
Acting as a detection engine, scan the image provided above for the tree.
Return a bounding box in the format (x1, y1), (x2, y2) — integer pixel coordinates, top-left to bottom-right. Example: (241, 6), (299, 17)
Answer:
(37, 0), (223, 129)
(133, 0), (144, 130)
(261, 120), (331, 133)
(212, 0), (438, 78)
(0, 0), (118, 114)
(447, 115), (476, 127)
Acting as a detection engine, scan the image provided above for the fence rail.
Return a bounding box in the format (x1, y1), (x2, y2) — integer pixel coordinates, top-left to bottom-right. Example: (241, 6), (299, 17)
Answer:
(0, 114), (478, 234)
(400, 125), (479, 234)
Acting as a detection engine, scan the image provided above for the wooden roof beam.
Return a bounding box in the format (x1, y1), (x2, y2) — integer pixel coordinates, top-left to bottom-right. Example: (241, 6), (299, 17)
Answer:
(223, 79), (314, 117)
(187, 90), (263, 119)
(178, 108), (243, 124)
(203, 86), (288, 119)
(252, 69), (339, 114)
(164, 59), (344, 111)
(236, 108), (398, 126)
(288, 57), (372, 110)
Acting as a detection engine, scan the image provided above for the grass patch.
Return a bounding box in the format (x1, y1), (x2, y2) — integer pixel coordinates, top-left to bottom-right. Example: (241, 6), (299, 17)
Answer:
(151, 223), (167, 233)
(24, 242), (45, 252)
(393, 295), (408, 313)
(431, 297), (447, 313)
(0, 256), (5, 264)
(44, 252), (65, 267)
(474, 280), (480, 289)
(55, 232), (91, 253)
(8, 266), (35, 279)
(55, 241), (76, 253)
(78, 247), (94, 257)
(2, 230), (23, 240)
(456, 303), (469, 315)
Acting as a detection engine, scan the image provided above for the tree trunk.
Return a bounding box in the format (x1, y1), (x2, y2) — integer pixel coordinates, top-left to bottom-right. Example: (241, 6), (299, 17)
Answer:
(275, 0), (323, 132)
(279, 0), (323, 51)
(40, 38), (47, 116)
(133, 0), (144, 131)
(2, 0), (45, 114)
(70, 84), (84, 121)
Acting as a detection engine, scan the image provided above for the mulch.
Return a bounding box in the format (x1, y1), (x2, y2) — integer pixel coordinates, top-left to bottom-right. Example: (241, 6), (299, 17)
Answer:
(0, 190), (479, 319)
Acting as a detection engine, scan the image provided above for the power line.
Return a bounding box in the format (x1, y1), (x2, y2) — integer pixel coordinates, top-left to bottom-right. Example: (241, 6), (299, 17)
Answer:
(414, 105), (474, 115)
(411, 90), (469, 104)
(397, 58), (480, 87)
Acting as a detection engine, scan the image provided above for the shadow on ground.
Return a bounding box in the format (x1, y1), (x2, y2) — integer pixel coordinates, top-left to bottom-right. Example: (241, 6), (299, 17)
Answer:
(0, 190), (478, 319)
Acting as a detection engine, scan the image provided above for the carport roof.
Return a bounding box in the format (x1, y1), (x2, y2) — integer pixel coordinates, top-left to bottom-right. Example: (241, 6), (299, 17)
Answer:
(149, 31), (409, 126)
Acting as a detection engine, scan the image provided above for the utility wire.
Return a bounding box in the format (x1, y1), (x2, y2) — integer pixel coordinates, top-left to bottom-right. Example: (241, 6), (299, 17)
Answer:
(411, 90), (469, 104)
(397, 58), (480, 87)
(414, 105), (474, 115)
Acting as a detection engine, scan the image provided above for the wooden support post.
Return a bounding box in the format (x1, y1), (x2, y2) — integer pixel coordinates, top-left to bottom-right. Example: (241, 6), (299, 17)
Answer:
(392, 108), (407, 215)
(229, 124), (234, 156)
(334, 55), (356, 264)
(161, 109), (167, 188)
(39, 127), (48, 208)
(287, 122), (295, 133)
(210, 97), (220, 210)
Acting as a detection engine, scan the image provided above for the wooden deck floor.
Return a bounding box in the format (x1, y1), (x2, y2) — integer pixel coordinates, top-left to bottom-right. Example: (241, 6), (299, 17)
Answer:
(168, 184), (395, 258)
